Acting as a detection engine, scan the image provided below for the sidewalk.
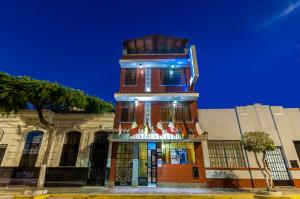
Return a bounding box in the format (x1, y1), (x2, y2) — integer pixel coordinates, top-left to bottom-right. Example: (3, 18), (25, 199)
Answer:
(1, 186), (300, 198)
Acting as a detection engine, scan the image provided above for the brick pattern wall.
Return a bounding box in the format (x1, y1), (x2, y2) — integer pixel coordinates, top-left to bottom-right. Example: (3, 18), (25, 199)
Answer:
(114, 101), (198, 131)
(119, 67), (192, 93)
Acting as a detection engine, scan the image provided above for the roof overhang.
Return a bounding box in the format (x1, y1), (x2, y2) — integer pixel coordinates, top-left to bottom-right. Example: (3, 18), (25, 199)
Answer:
(114, 92), (199, 101)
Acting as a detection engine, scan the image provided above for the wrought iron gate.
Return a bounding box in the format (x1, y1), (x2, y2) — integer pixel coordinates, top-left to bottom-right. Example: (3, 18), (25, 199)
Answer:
(115, 143), (133, 186)
(266, 147), (291, 186)
(87, 132), (109, 186)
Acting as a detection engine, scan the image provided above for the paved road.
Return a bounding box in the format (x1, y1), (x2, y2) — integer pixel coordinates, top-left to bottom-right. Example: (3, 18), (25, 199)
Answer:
(0, 186), (300, 196)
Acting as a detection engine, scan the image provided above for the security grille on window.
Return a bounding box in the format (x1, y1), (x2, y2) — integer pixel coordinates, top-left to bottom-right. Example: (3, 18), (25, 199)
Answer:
(0, 144), (7, 165)
(161, 142), (195, 164)
(59, 131), (81, 166)
(19, 131), (44, 167)
(208, 140), (246, 168)
(160, 68), (186, 85)
(160, 103), (173, 122)
(124, 68), (136, 85)
(121, 102), (135, 122)
(175, 103), (191, 122)
(160, 102), (191, 122)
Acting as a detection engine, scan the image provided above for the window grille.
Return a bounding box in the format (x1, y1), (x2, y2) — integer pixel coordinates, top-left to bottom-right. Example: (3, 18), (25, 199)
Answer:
(175, 103), (191, 122)
(208, 140), (246, 168)
(115, 143), (133, 186)
(59, 131), (81, 166)
(160, 102), (191, 122)
(161, 142), (195, 164)
(0, 144), (7, 165)
(138, 143), (147, 180)
(160, 103), (173, 122)
(121, 102), (135, 122)
(160, 68), (186, 85)
(124, 68), (136, 85)
(19, 131), (43, 167)
(266, 147), (290, 182)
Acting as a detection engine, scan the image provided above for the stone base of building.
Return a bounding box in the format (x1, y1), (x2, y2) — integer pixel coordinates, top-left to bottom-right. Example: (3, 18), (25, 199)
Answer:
(0, 167), (89, 187)
(207, 178), (268, 188)
(292, 179), (300, 188)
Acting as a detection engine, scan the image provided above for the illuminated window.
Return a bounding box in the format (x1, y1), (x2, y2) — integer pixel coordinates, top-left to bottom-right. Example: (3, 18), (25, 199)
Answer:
(121, 102), (135, 122)
(160, 103), (173, 122)
(208, 140), (246, 168)
(161, 142), (195, 164)
(160, 68), (186, 85)
(124, 68), (136, 85)
(160, 102), (191, 122)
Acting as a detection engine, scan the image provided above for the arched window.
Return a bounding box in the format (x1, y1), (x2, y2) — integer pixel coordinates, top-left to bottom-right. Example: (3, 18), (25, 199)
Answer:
(59, 131), (81, 166)
(19, 131), (44, 167)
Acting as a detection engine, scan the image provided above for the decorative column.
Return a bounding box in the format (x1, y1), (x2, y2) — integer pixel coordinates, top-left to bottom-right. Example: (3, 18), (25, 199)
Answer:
(105, 141), (113, 186)
(201, 140), (210, 168)
(132, 142), (139, 187)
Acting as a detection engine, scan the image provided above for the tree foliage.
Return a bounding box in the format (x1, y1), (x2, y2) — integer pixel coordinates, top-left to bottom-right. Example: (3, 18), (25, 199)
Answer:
(0, 71), (114, 189)
(241, 131), (276, 191)
(242, 131), (276, 153)
(0, 72), (114, 128)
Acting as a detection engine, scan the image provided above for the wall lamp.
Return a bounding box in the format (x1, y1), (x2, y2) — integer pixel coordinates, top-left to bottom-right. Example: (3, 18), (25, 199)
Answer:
(172, 100), (177, 107)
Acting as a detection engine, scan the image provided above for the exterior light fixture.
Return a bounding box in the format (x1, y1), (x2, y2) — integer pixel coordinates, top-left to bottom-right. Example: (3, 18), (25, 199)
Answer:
(139, 63), (143, 68)
(173, 100), (177, 107)
(135, 99), (138, 106)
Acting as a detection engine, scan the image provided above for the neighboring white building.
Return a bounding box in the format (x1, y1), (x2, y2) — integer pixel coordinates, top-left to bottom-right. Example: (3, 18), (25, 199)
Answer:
(199, 103), (300, 188)
(0, 104), (300, 188)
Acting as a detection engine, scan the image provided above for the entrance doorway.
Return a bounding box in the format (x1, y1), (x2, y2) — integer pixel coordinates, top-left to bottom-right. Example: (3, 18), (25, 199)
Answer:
(87, 131), (109, 186)
(138, 142), (157, 186)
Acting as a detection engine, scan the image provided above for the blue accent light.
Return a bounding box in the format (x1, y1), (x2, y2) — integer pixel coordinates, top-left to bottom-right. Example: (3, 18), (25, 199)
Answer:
(189, 46), (195, 86)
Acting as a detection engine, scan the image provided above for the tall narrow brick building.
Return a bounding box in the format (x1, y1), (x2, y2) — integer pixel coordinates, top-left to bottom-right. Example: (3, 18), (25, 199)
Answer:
(108, 35), (206, 187)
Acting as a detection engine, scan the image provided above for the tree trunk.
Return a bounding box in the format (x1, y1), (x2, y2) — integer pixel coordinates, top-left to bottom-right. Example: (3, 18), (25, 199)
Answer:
(263, 152), (273, 189)
(36, 127), (54, 189)
(254, 152), (270, 191)
(35, 108), (54, 190)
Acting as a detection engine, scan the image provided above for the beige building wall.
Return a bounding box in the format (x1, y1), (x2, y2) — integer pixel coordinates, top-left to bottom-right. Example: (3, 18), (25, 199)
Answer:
(0, 110), (114, 168)
(199, 104), (300, 187)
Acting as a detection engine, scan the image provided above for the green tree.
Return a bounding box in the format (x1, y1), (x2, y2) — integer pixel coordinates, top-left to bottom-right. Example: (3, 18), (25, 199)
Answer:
(241, 131), (276, 191)
(0, 72), (114, 189)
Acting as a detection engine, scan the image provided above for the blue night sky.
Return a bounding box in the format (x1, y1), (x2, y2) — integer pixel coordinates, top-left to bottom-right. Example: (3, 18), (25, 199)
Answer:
(0, 0), (300, 108)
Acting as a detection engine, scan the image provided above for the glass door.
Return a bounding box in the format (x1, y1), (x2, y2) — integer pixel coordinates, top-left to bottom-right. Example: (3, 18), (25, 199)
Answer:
(138, 142), (157, 186)
(147, 142), (157, 186)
